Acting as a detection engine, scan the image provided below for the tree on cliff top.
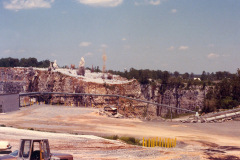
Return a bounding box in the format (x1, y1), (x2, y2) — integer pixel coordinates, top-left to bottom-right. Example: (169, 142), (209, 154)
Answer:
(0, 57), (50, 68)
(0, 57), (19, 67)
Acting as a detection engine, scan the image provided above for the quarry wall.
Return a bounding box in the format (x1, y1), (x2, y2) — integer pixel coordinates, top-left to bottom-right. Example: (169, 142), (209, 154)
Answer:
(0, 67), (206, 118)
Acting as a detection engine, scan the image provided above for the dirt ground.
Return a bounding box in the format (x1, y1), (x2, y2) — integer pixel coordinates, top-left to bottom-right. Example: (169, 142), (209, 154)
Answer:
(0, 105), (240, 160)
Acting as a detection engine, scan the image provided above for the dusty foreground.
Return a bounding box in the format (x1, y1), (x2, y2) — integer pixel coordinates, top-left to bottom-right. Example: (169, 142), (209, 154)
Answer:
(0, 105), (240, 160)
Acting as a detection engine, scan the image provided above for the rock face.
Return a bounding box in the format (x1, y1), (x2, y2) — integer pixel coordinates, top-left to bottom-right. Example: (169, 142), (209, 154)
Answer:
(0, 67), (206, 118)
(140, 84), (205, 115)
(0, 68), (28, 94)
(77, 57), (85, 76)
(77, 67), (85, 76)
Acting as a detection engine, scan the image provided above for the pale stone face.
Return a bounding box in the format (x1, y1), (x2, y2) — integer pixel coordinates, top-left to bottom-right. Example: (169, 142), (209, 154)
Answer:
(53, 60), (58, 69)
(79, 57), (85, 67)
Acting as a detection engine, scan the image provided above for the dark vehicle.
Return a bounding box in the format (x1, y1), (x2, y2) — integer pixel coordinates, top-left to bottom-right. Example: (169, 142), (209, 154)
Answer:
(0, 139), (73, 160)
(104, 106), (117, 115)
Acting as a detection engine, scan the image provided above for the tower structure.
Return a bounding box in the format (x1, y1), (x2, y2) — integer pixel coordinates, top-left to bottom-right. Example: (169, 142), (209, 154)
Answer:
(102, 50), (107, 74)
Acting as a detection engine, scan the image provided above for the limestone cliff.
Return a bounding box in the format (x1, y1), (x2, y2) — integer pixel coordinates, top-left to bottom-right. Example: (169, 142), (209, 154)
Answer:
(0, 67), (205, 118)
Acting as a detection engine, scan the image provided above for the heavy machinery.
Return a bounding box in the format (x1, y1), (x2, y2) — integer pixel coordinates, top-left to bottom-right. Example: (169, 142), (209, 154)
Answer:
(0, 139), (73, 160)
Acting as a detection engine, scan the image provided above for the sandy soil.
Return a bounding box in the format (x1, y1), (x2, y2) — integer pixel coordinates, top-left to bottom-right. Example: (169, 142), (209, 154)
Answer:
(1, 105), (240, 160)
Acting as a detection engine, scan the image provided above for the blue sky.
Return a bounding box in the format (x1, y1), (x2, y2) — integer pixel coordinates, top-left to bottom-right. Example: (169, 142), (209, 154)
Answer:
(1, 0), (240, 74)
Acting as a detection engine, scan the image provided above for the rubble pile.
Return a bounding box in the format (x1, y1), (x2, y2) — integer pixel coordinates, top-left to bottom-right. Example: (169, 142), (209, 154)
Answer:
(98, 109), (124, 118)
(181, 108), (240, 123)
(180, 115), (206, 123)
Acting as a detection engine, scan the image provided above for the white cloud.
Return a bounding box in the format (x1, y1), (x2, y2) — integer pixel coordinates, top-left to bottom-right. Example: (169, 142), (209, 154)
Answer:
(171, 9), (177, 13)
(3, 49), (12, 54)
(148, 0), (161, 5)
(3, 0), (54, 10)
(98, 44), (108, 52)
(77, 0), (123, 7)
(3, 49), (26, 54)
(79, 42), (91, 47)
(84, 52), (93, 57)
(134, 0), (163, 6)
(122, 38), (126, 41)
(178, 46), (189, 50)
(101, 44), (108, 48)
(17, 49), (26, 53)
(167, 46), (175, 51)
(207, 53), (219, 59)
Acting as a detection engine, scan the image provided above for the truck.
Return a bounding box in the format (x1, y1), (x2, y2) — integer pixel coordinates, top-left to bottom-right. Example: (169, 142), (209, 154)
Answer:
(0, 139), (73, 160)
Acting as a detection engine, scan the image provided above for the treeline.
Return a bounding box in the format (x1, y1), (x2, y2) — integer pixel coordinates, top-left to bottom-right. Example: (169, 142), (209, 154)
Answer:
(109, 68), (181, 84)
(109, 68), (235, 84)
(203, 69), (240, 113)
(0, 57), (50, 68)
(109, 68), (240, 112)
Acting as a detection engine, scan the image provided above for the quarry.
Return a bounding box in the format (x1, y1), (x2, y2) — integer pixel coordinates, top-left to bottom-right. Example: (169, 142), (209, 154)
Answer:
(0, 66), (240, 160)
(2, 1), (239, 159)
(0, 66), (205, 118)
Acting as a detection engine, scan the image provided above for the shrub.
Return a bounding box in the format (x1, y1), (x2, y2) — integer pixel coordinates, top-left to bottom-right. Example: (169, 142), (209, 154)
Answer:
(103, 135), (119, 140)
(219, 97), (239, 109)
(28, 128), (34, 130)
(119, 136), (141, 145)
(103, 135), (141, 145)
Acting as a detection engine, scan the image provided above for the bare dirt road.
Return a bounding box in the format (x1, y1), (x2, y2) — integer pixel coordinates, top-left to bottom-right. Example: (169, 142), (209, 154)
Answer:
(1, 105), (240, 160)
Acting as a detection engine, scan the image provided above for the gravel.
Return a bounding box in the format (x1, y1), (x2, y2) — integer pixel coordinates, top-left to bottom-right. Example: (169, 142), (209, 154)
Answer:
(1, 105), (239, 159)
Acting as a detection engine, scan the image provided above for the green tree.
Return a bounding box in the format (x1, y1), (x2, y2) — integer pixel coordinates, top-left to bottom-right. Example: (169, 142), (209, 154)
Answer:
(182, 72), (189, 80)
(0, 57), (19, 67)
(173, 71), (180, 78)
(190, 73), (194, 79)
(200, 71), (207, 81)
(9, 58), (19, 67)
(38, 60), (50, 68)
(138, 70), (149, 84)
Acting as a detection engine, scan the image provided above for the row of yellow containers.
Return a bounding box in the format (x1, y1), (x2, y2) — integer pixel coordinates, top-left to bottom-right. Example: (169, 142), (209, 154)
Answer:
(143, 137), (177, 148)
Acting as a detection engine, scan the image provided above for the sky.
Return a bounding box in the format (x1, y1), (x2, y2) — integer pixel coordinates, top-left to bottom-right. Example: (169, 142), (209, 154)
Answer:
(0, 0), (240, 74)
